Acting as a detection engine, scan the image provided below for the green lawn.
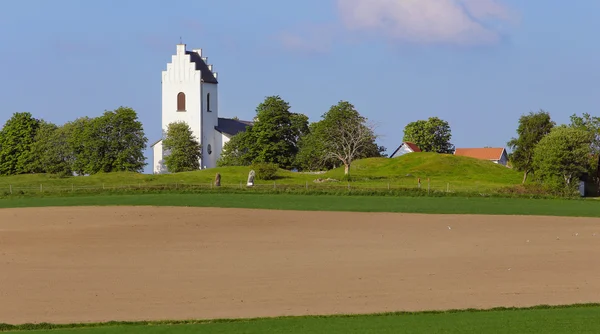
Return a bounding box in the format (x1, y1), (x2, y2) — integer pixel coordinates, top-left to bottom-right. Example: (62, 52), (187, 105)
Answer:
(0, 153), (524, 194)
(1, 193), (598, 217)
(2, 305), (599, 333)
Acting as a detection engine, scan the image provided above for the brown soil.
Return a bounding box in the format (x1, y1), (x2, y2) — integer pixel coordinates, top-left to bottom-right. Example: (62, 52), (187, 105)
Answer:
(1, 206), (600, 324)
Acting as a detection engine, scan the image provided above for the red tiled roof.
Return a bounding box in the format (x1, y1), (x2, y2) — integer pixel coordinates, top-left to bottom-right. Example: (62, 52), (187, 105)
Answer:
(404, 142), (421, 152)
(454, 148), (505, 160)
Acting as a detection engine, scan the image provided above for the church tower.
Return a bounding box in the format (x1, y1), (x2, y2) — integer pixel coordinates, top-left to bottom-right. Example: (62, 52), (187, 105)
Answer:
(152, 43), (221, 173)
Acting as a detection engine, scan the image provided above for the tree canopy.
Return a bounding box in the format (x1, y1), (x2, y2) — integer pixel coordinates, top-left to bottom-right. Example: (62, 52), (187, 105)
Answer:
(217, 95), (308, 169)
(162, 121), (201, 173)
(533, 125), (592, 193)
(402, 117), (454, 154)
(297, 101), (381, 175)
(0, 107), (147, 176)
(507, 110), (555, 183)
(0, 112), (41, 175)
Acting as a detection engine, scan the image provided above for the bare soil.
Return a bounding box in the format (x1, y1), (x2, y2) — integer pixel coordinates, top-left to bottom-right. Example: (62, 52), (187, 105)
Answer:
(1, 206), (600, 324)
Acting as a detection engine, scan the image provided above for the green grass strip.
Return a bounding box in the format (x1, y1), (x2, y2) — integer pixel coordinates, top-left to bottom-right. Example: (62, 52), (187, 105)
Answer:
(0, 193), (599, 217)
(2, 303), (600, 333)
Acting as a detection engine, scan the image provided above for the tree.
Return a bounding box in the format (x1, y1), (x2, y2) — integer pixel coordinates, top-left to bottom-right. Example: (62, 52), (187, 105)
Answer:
(570, 113), (600, 154)
(249, 96), (305, 169)
(507, 110), (555, 184)
(402, 117), (454, 153)
(30, 120), (72, 175)
(217, 96), (309, 169)
(295, 122), (335, 171)
(569, 112), (600, 192)
(162, 121), (201, 172)
(217, 130), (254, 167)
(316, 101), (378, 176)
(81, 107), (148, 174)
(65, 117), (93, 175)
(0, 112), (41, 175)
(533, 126), (592, 193)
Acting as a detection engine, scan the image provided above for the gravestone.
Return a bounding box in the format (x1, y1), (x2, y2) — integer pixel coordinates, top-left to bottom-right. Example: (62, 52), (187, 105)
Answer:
(215, 173), (221, 187)
(247, 170), (255, 187)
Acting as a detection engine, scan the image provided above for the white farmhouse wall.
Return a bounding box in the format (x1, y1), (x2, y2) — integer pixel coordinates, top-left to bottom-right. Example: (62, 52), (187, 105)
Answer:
(392, 144), (414, 158)
(201, 82), (219, 168)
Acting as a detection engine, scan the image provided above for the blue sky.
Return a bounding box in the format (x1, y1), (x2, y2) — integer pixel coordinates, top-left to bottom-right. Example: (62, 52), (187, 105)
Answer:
(1, 0), (599, 174)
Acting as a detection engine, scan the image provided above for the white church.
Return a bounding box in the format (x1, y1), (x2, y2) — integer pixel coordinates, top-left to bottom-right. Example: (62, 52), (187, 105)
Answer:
(151, 44), (252, 174)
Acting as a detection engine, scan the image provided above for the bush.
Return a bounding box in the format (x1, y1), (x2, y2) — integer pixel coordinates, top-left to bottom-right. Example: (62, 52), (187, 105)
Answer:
(251, 162), (278, 180)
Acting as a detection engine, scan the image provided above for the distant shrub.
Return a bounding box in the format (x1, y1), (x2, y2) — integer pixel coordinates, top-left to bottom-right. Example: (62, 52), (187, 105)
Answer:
(251, 162), (278, 180)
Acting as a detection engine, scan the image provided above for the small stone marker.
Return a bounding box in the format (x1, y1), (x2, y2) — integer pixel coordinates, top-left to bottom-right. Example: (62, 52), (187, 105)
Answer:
(247, 170), (255, 187)
(215, 173), (221, 187)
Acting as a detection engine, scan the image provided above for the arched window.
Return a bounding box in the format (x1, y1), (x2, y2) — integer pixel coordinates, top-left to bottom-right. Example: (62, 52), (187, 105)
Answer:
(207, 144), (212, 155)
(177, 92), (186, 111)
(206, 93), (211, 112)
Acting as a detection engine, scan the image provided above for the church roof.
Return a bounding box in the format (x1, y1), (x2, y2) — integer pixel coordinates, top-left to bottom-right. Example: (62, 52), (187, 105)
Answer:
(185, 51), (218, 84)
(215, 118), (253, 136)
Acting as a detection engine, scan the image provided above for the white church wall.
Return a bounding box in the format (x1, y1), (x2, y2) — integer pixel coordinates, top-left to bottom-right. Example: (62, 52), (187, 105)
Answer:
(161, 44), (202, 149)
(201, 82), (219, 168)
(152, 140), (169, 174)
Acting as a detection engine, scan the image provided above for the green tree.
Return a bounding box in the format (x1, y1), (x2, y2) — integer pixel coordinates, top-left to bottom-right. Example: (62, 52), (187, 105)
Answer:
(533, 126), (592, 193)
(81, 107), (147, 174)
(217, 130), (254, 167)
(402, 117), (454, 154)
(295, 122), (334, 171)
(218, 96), (309, 169)
(569, 112), (600, 193)
(65, 117), (93, 175)
(569, 113), (600, 154)
(30, 120), (73, 175)
(162, 121), (201, 172)
(250, 96), (305, 168)
(507, 110), (555, 184)
(311, 101), (379, 176)
(0, 112), (41, 175)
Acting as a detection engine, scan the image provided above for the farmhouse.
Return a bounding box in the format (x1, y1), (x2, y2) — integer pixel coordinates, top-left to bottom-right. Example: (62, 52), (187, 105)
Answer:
(453, 147), (509, 166)
(151, 44), (252, 174)
(389, 142), (421, 158)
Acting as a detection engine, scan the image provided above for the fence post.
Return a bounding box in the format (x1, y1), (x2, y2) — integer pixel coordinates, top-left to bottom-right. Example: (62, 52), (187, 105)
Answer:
(305, 181), (308, 190)
(347, 182), (350, 191)
(273, 182), (276, 189)
(447, 183), (449, 192)
(40, 184), (42, 192)
(427, 178), (430, 195)
(387, 182), (390, 190)
(9, 184), (12, 194)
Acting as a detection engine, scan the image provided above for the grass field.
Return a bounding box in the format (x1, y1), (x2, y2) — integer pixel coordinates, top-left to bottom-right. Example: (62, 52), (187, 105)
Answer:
(0, 192), (598, 217)
(0, 155), (595, 333)
(2, 305), (600, 333)
(0, 153), (525, 194)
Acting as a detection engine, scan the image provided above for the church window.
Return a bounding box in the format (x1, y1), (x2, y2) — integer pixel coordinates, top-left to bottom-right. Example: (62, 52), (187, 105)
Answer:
(177, 92), (186, 111)
(207, 144), (212, 155)
(207, 93), (211, 112)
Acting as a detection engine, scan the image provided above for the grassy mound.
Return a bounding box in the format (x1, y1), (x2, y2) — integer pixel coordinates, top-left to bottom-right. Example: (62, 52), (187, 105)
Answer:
(0, 153), (522, 193)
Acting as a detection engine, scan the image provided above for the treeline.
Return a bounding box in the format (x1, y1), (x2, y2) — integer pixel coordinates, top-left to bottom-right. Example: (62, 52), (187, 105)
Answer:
(0, 107), (147, 176)
(213, 96), (385, 175)
(508, 111), (600, 194)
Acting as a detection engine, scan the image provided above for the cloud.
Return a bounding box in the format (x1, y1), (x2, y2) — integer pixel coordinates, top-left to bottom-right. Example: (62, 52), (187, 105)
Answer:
(275, 23), (338, 54)
(336, 0), (515, 45)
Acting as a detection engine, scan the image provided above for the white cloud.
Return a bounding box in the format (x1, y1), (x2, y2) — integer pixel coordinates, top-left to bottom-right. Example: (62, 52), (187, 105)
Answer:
(336, 0), (515, 45)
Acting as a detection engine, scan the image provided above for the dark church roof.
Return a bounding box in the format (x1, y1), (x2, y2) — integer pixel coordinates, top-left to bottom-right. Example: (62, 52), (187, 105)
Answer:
(185, 51), (218, 84)
(215, 117), (253, 136)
